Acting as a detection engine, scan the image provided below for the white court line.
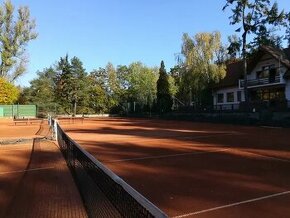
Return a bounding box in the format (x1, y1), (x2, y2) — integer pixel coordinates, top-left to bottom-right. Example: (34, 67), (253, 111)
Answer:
(97, 132), (237, 143)
(172, 132), (237, 140)
(260, 126), (282, 129)
(105, 133), (236, 163)
(0, 166), (55, 175)
(235, 149), (290, 163)
(173, 190), (290, 218)
(105, 148), (230, 163)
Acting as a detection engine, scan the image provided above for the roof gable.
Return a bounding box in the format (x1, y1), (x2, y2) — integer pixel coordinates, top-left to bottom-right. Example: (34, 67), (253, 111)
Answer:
(260, 46), (290, 68)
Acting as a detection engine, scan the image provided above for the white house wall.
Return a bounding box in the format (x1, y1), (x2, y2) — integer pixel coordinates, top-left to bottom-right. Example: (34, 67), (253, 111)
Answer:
(213, 87), (245, 106)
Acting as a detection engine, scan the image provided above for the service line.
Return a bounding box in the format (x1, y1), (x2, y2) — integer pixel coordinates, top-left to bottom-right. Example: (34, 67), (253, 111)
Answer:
(106, 148), (230, 163)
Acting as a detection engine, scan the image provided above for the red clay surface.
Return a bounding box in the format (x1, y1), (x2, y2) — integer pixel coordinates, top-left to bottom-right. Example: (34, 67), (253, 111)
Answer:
(0, 119), (44, 139)
(0, 121), (87, 218)
(61, 117), (290, 218)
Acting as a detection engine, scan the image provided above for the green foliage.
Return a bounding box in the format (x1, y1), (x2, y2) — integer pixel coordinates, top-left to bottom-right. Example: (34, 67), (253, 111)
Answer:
(20, 56), (163, 115)
(127, 62), (158, 108)
(106, 62), (121, 108)
(223, 0), (288, 51)
(88, 68), (109, 113)
(227, 35), (242, 59)
(0, 0), (37, 82)
(179, 31), (226, 107)
(85, 74), (108, 113)
(20, 68), (56, 115)
(157, 61), (173, 113)
(54, 55), (87, 115)
(168, 75), (178, 97)
(0, 77), (19, 104)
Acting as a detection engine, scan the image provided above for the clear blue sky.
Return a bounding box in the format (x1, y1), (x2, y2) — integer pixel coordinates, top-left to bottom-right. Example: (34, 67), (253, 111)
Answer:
(11, 0), (289, 87)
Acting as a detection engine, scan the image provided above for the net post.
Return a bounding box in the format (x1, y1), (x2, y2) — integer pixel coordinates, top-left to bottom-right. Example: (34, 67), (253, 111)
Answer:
(53, 119), (58, 141)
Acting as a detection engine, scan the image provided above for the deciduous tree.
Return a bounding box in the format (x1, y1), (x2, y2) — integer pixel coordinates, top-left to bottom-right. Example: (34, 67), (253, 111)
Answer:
(22, 68), (56, 114)
(0, 77), (19, 104)
(127, 62), (158, 110)
(179, 31), (226, 108)
(0, 0), (37, 82)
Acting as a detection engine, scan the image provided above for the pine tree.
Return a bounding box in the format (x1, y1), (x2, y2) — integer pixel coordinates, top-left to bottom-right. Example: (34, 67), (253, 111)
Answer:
(157, 61), (172, 114)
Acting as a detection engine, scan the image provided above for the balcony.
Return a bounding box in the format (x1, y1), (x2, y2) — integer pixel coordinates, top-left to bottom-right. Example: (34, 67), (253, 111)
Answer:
(239, 75), (284, 89)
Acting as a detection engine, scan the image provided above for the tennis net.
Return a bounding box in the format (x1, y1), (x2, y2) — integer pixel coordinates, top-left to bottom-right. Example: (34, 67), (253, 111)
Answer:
(50, 118), (168, 218)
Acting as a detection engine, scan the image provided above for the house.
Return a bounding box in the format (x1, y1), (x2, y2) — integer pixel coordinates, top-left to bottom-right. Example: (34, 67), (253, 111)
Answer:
(212, 45), (290, 111)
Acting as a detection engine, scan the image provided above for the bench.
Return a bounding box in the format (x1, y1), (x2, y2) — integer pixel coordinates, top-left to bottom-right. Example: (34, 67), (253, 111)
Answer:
(13, 118), (43, 125)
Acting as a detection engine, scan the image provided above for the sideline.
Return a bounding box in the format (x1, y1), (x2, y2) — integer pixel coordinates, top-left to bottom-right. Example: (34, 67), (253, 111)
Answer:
(0, 166), (55, 176)
(173, 190), (290, 218)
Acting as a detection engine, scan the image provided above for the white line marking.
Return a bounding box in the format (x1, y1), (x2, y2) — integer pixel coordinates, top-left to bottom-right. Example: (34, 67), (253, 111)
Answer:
(260, 126), (282, 129)
(104, 134), (236, 146)
(237, 149), (290, 163)
(106, 148), (230, 163)
(173, 133), (237, 140)
(172, 190), (290, 218)
(0, 166), (55, 175)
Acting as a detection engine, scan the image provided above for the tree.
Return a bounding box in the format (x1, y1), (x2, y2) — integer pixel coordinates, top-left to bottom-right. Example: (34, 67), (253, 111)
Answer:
(223, 0), (288, 107)
(20, 68), (56, 115)
(54, 55), (87, 115)
(0, 77), (19, 104)
(127, 62), (158, 111)
(106, 62), (121, 109)
(0, 0), (37, 82)
(157, 61), (172, 113)
(227, 34), (242, 60)
(70, 56), (88, 114)
(179, 31), (226, 108)
(89, 67), (110, 113)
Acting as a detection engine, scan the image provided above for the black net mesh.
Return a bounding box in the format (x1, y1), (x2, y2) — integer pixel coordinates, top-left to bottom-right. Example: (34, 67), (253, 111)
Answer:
(53, 120), (167, 218)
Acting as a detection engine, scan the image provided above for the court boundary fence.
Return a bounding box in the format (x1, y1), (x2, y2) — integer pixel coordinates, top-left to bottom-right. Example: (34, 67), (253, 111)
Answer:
(49, 117), (168, 218)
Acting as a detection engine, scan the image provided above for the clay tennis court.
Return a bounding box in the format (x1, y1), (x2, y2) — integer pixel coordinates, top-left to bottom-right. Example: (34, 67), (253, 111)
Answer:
(0, 119), (87, 218)
(61, 117), (290, 218)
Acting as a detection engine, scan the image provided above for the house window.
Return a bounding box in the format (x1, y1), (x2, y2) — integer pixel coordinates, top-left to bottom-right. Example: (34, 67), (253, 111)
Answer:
(237, 91), (241, 102)
(257, 65), (275, 79)
(227, 92), (234, 102)
(255, 88), (285, 101)
(217, 93), (224, 103)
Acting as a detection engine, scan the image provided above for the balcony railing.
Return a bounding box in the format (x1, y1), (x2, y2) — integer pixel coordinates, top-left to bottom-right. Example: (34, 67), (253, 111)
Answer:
(239, 75), (283, 89)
